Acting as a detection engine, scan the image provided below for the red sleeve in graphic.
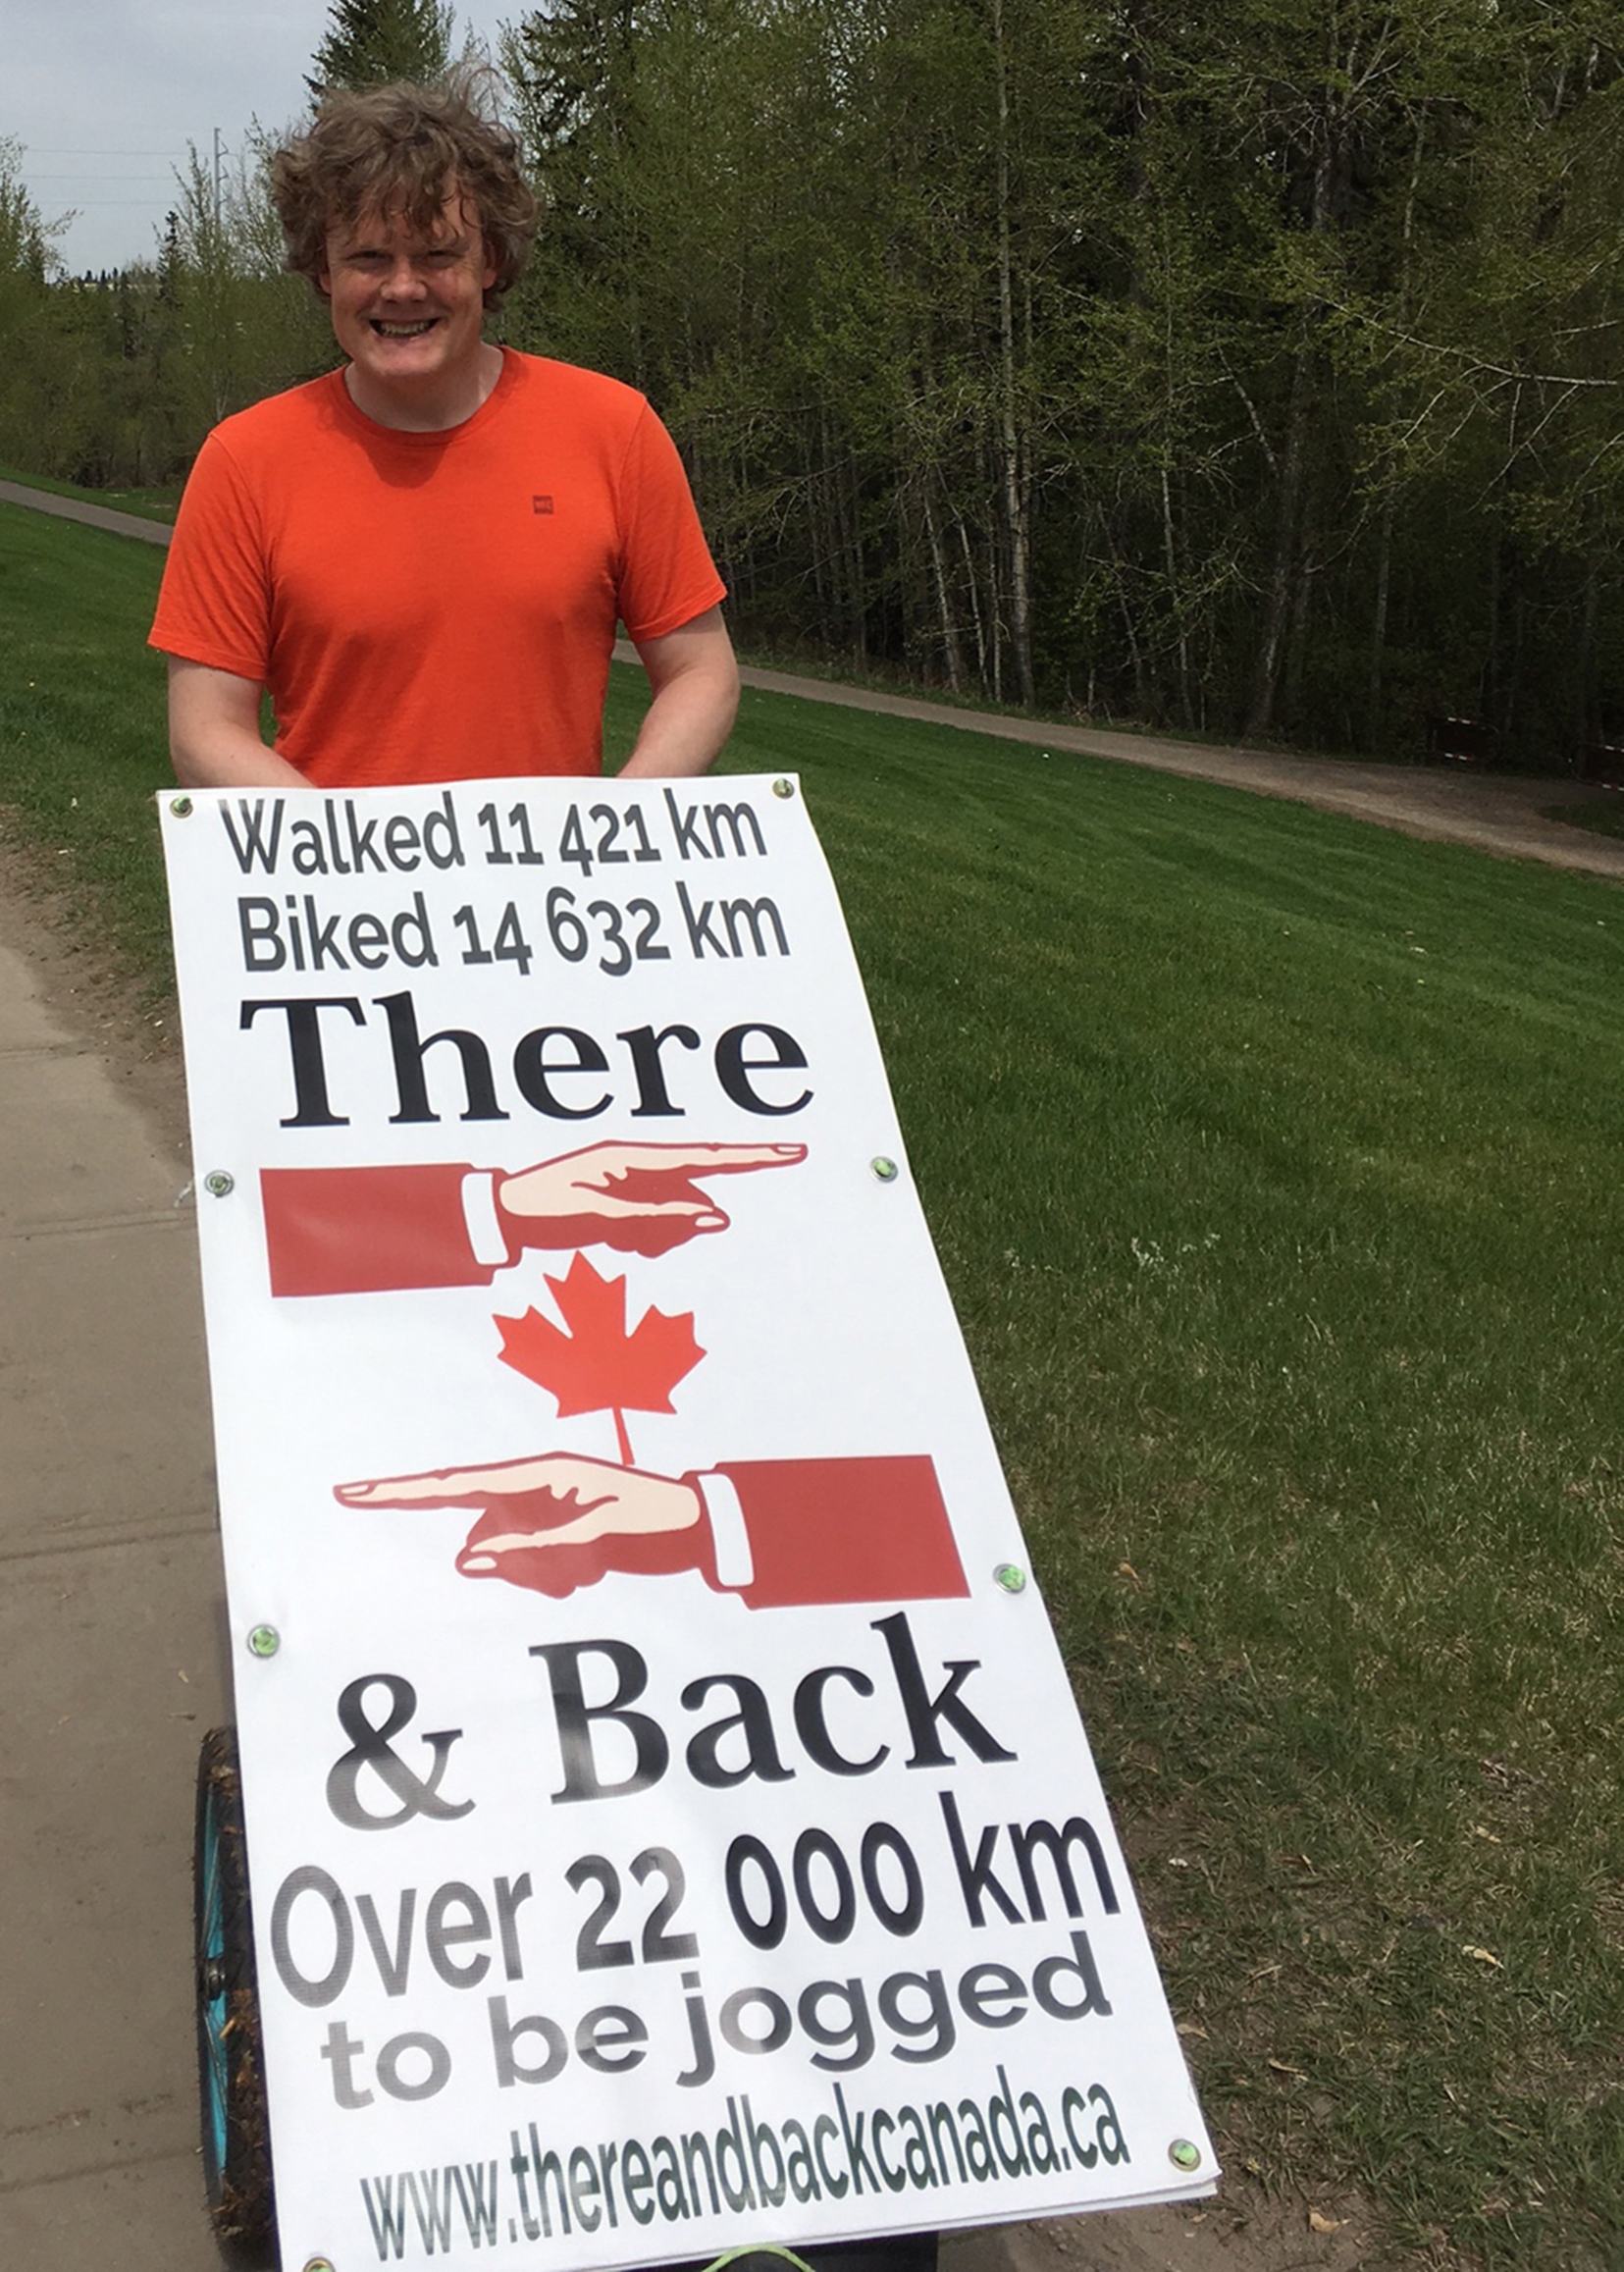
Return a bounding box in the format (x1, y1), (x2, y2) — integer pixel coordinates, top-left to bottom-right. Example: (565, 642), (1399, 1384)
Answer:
(706, 1456), (969, 1609)
(261, 1165), (501, 1296)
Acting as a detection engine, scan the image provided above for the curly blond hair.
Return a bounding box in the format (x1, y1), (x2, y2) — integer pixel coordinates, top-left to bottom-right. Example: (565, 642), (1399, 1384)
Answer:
(271, 76), (539, 310)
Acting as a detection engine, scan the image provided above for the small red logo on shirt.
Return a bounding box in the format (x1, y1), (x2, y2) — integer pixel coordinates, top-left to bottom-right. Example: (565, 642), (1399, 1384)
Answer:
(532, 495), (554, 515)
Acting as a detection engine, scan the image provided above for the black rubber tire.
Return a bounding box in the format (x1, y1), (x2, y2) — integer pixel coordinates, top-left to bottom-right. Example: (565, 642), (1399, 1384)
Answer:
(799, 2241), (937, 2272)
(194, 1725), (278, 2267)
(671, 2235), (939, 2272)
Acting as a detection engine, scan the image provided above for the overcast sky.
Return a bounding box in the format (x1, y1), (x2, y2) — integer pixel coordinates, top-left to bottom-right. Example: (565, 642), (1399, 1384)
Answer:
(11, 1), (514, 275)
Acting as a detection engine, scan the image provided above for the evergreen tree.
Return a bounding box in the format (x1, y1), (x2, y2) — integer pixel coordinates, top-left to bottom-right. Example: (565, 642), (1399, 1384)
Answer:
(308, 0), (456, 96)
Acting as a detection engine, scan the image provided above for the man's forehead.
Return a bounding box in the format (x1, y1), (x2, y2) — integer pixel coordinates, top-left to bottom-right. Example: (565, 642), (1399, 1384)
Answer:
(328, 190), (478, 251)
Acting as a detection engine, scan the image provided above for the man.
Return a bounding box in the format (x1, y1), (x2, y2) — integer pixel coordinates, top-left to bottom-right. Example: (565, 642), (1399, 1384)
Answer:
(150, 77), (738, 788)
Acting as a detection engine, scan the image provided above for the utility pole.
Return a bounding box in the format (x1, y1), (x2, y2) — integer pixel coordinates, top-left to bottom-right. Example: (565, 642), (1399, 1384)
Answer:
(212, 126), (223, 229)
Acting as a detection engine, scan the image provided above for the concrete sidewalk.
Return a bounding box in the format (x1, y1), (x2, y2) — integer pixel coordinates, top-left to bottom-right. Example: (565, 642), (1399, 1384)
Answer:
(0, 884), (224, 2270)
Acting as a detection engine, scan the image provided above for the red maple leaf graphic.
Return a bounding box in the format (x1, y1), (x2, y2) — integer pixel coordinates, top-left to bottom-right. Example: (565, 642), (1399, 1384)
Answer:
(496, 1253), (704, 1465)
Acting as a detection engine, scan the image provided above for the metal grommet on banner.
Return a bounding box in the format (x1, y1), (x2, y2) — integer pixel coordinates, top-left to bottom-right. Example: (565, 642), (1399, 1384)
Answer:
(1168, 2138), (1203, 2171)
(246, 1624), (281, 1660)
(169, 795), (194, 818)
(993, 1561), (1026, 1595)
(870, 1156), (899, 1183)
(772, 778), (795, 799)
(203, 1171), (236, 1198)
(302, 2259), (337, 2272)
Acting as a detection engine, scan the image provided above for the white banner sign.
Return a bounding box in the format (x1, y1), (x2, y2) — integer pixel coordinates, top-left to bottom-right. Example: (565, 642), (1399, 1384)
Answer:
(161, 774), (1214, 2272)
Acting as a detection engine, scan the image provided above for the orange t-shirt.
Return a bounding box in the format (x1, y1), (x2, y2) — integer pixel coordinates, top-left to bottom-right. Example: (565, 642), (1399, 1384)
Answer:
(148, 350), (727, 786)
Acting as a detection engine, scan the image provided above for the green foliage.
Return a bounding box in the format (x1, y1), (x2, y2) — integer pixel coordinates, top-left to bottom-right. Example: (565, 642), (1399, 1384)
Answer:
(156, 134), (335, 443)
(308, 0), (456, 95)
(0, 130), (333, 492)
(498, 0), (1624, 766)
(0, 138), (79, 477)
(10, 4), (1624, 766)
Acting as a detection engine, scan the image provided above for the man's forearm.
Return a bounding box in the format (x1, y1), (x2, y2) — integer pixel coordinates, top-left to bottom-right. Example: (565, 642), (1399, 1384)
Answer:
(172, 724), (308, 791)
(619, 657), (740, 779)
(619, 673), (739, 777)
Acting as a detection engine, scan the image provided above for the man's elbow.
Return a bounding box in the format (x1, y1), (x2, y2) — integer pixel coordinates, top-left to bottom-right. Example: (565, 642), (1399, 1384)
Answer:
(169, 732), (206, 789)
(660, 648), (741, 755)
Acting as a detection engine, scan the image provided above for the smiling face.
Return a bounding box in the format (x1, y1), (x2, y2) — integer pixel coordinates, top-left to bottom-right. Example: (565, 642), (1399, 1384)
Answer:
(319, 187), (499, 431)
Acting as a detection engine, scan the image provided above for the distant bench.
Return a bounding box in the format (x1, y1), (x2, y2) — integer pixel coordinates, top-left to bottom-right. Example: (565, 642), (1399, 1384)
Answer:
(1580, 741), (1624, 786)
(1426, 715), (1498, 766)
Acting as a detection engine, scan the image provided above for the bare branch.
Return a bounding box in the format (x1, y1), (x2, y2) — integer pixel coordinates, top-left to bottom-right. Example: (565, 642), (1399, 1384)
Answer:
(1333, 300), (1621, 391)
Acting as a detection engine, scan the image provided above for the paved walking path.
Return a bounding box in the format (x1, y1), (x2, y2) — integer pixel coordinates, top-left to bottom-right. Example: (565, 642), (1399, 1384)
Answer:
(0, 477), (176, 548)
(703, 659), (1624, 883)
(0, 888), (224, 2271)
(4, 477), (1619, 881)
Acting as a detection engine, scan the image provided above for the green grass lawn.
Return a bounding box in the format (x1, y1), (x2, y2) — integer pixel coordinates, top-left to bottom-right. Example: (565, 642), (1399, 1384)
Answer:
(3, 498), (1621, 2268)
(1544, 797), (1624, 842)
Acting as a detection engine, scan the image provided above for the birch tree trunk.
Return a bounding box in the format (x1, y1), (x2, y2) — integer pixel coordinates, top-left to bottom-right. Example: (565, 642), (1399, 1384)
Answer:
(1367, 115), (1427, 743)
(992, 0), (1036, 706)
(1247, 126), (1335, 739)
(924, 480), (967, 692)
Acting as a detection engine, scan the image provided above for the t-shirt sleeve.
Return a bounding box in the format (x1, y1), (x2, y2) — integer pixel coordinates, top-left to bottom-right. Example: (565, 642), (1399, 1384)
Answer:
(613, 400), (728, 643)
(148, 432), (274, 682)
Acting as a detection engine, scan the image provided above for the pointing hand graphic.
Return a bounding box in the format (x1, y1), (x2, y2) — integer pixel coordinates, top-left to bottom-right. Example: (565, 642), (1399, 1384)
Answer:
(338, 1453), (707, 1597)
(497, 1141), (806, 1256)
